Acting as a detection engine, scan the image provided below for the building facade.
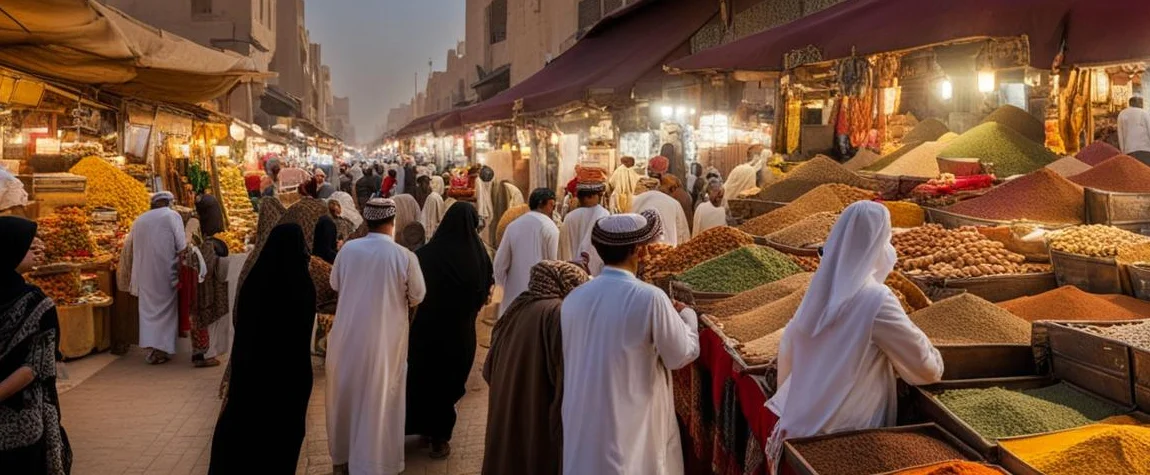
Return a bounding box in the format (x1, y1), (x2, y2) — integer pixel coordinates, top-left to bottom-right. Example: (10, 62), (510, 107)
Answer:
(329, 95), (357, 144)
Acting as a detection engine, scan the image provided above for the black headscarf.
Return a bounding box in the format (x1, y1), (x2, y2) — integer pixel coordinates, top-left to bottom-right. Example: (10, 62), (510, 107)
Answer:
(0, 216), (36, 303)
(416, 202), (493, 309)
(313, 215), (339, 264)
(212, 222), (316, 472)
(414, 175), (432, 209)
(403, 163), (418, 195)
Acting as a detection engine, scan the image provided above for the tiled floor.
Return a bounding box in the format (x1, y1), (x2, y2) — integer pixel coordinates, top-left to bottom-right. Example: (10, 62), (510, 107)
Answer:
(61, 325), (492, 475)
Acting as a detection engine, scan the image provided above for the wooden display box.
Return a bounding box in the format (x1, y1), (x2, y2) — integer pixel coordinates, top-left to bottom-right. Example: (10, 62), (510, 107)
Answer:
(1049, 249), (1127, 295)
(936, 344), (1038, 381)
(1084, 187), (1150, 234)
(1036, 320), (1150, 413)
(908, 272), (1057, 303)
(783, 423), (984, 475)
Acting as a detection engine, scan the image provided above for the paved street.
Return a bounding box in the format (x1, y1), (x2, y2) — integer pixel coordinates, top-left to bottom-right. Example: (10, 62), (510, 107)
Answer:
(60, 324), (493, 475)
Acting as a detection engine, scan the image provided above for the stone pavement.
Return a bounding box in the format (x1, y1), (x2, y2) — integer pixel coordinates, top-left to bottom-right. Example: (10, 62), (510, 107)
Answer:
(61, 333), (492, 474)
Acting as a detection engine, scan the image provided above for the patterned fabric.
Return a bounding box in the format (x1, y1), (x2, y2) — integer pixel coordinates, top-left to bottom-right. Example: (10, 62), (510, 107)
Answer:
(195, 240), (229, 329)
(527, 261), (588, 300)
(591, 210), (663, 246)
(362, 197), (397, 220)
(309, 257), (338, 314)
(191, 328), (210, 355)
(334, 216), (355, 242)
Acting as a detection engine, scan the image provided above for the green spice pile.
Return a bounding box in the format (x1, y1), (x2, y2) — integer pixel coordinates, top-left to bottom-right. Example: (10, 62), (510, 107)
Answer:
(789, 429), (970, 475)
(697, 272), (813, 318)
(1068, 154), (1150, 192)
(766, 212), (838, 248)
(944, 168), (1084, 223)
(981, 104), (1047, 145)
(909, 294), (1031, 345)
(938, 122), (1060, 177)
(756, 156), (878, 202)
(1076, 140), (1122, 166)
(935, 383), (1125, 439)
(903, 118), (952, 143)
(719, 289), (806, 343)
(1080, 320), (1150, 350)
(679, 245), (801, 294)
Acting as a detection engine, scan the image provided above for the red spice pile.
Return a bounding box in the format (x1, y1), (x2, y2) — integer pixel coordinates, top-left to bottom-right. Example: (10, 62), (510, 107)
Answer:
(1076, 141), (1122, 166)
(1068, 154), (1150, 192)
(999, 285), (1150, 321)
(944, 168), (1083, 223)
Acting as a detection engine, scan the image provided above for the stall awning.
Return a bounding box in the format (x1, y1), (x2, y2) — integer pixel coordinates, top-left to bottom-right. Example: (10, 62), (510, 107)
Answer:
(395, 109), (461, 139)
(1063, 0), (1150, 67)
(668, 0), (1071, 73)
(459, 0), (718, 126)
(0, 0), (268, 104)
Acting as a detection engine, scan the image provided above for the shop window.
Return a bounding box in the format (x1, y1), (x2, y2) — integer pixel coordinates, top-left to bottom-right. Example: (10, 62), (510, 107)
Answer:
(603, 0), (622, 14)
(191, 0), (212, 16)
(488, 0), (508, 44)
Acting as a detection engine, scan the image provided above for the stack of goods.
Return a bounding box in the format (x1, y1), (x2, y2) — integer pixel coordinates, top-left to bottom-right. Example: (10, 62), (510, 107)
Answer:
(934, 383), (1125, 439)
(218, 166), (257, 239)
(943, 169), (1084, 224)
(69, 156), (150, 228)
(697, 272), (814, 319)
(891, 461), (1006, 475)
(677, 246), (801, 294)
(786, 428), (973, 475)
(642, 227), (754, 281)
(1076, 141), (1123, 166)
(25, 268), (82, 305)
(980, 105), (1047, 145)
(740, 184), (875, 236)
(36, 207), (102, 263)
(909, 294), (1031, 344)
(873, 139), (955, 178)
(1048, 225), (1150, 258)
(765, 212), (837, 248)
(893, 225), (1033, 279)
(1068, 154), (1150, 192)
(883, 201), (925, 228)
(1045, 156), (1093, 177)
(937, 123), (1061, 177)
(1000, 286), (1150, 321)
(1079, 320), (1150, 349)
(1000, 419), (1150, 475)
(756, 156), (878, 202)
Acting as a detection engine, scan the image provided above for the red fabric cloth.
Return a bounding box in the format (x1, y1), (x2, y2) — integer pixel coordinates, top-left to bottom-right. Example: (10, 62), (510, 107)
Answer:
(244, 174), (262, 193)
(381, 176), (396, 197)
(177, 264), (196, 335)
(565, 176), (579, 196)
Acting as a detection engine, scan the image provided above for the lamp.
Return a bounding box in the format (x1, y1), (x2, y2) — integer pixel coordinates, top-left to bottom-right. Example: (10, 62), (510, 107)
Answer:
(938, 79), (953, 101)
(660, 105), (673, 119)
(978, 70), (996, 93)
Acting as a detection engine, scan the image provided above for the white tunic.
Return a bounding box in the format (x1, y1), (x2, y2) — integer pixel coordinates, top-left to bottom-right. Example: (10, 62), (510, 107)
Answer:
(1118, 106), (1150, 154)
(131, 207), (186, 355)
(692, 201), (728, 237)
(631, 191), (691, 246)
(560, 267), (699, 475)
(558, 205), (608, 261)
(420, 191), (446, 238)
(326, 233), (426, 475)
(493, 211), (559, 317)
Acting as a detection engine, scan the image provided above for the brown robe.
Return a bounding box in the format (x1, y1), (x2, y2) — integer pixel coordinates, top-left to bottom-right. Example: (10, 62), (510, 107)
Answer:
(482, 297), (564, 475)
(671, 188), (695, 234)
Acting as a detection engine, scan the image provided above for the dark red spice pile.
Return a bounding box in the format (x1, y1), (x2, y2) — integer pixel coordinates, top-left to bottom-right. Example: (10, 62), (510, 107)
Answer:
(1075, 141), (1122, 166)
(944, 168), (1084, 223)
(1068, 154), (1150, 192)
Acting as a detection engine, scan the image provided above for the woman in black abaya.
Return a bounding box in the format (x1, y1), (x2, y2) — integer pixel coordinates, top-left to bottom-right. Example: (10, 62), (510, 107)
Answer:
(405, 202), (494, 459)
(209, 224), (316, 474)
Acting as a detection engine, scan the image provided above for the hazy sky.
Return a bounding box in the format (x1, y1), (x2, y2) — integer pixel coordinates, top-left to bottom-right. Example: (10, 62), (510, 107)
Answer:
(305, 0), (465, 143)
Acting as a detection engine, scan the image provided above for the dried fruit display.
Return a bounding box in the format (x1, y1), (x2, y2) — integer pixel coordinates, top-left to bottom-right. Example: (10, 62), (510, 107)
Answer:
(213, 231), (247, 254)
(637, 243), (675, 281)
(69, 156), (150, 227)
(218, 165), (257, 239)
(894, 225), (1029, 279)
(36, 207), (101, 263)
(740, 183), (875, 236)
(643, 227), (754, 281)
(1048, 225), (1150, 258)
(25, 268), (82, 305)
(789, 255), (820, 272)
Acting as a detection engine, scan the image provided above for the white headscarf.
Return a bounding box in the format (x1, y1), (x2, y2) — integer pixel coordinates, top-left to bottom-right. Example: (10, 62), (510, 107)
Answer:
(431, 175), (445, 195)
(329, 191), (363, 228)
(722, 164), (759, 206)
(766, 201), (897, 467)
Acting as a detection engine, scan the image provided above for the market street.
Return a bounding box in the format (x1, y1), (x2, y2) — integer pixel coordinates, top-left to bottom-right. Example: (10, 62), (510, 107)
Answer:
(59, 327), (493, 475)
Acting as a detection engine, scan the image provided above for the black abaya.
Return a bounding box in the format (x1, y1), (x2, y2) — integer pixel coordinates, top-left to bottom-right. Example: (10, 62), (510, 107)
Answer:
(405, 203), (494, 441)
(209, 224), (316, 475)
(313, 215), (338, 264)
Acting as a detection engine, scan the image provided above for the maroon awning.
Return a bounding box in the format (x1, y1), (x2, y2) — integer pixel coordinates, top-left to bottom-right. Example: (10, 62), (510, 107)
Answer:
(1063, 0), (1150, 66)
(669, 0), (1071, 73)
(395, 109), (459, 139)
(460, 0), (717, 126)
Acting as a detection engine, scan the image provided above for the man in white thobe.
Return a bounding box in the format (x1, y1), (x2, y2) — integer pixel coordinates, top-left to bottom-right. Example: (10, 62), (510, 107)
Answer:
(131, 191), (187, 364)
(326, 198), (427, 475)
(493, 188), (559, 317)
(421, 189), (446, 239)
(607, 156), (642, 213)
(631, 178), (691, 246)
(693, 179), (729, 237)
(1118, 96), (1150, 160)
(561, 211), (700, 475)
(558, 182), (609, 262)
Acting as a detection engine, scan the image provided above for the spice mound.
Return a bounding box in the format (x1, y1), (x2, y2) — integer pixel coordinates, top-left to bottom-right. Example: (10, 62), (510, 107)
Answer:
(1045, 156), (1092, 177)
(788, 428), (970, 475)
(1048, 224), (1150, 258)
(1000, 286), (1150, 321)
(643, 226), (754, 281)
(678, 246), (801, 294)
(698, 272), (813, 319)
(934, 383), (1125, 439)
(981, 104), (1046, 145)
(884, 201), (926, 228)
(766, 211), (838, 248)
(1068, 154), (1150, 192)
(876, 140), (953, 178)
(938, 122), (1060, 177)
(1076, 140), (1122, 166)
(904, 118), (952, 144)
(842, 148), (881, 171)
(1079, 320), (1150, 350)
(866, 141), (923, 172)
(943, 168), (1084, 223)
(892, 460), (1004, 475)
(738, 327), (786, 364)
(740, 183), (875, 236)
(719, 289), (805, 343)
(1000, 420), (1150, 475)
(756, 156), (878, 202)
(909, 294), (1030, 344)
